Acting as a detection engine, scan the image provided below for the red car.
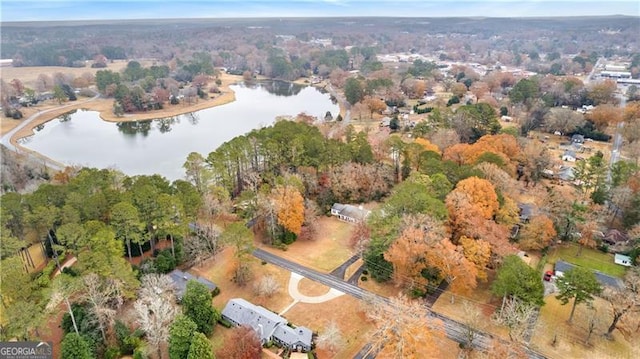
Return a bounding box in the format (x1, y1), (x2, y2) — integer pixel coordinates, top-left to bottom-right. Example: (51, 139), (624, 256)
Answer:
(543, 271), (553, 281)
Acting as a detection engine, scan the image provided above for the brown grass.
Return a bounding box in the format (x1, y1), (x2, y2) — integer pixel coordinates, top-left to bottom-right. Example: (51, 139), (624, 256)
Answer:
(261, 217), (356, 273)
(530, 296), (636, 359)
(297, 278), (333, 297)
(431, 272), (511, 340)
(0, 60), (155, 89)
(284, 296), (374, 359)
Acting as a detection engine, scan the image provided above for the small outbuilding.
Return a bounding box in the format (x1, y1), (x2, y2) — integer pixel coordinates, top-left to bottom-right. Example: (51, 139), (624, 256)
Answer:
(614, 254), (633, 267)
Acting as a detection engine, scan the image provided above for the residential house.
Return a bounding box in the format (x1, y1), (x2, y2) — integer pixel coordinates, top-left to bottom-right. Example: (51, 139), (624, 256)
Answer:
(554, 260), (623, 289)
(614, 254), (632, 267)
(168, 269), (217, 301)
(221, 298), (313, 352)
(571, 134), (585, 144)
(557, 166), (575, 182)
(603, 229), (629, 246)
(331, 203), (371, 223)
(562, 150), (577, 162)
(518, 203), (535, 223)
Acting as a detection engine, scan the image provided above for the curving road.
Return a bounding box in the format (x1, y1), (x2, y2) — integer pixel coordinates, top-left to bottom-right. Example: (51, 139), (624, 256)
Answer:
(253, 248), (546, 359)
(0, 93), (100, 170)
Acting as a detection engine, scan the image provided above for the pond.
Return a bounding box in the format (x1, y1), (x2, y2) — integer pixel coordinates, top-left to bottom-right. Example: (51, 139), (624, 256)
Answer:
(21, 81), (339, 181)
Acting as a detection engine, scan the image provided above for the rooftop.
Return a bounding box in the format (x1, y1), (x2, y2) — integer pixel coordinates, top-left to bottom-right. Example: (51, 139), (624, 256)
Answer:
(168, 269), (217, 300)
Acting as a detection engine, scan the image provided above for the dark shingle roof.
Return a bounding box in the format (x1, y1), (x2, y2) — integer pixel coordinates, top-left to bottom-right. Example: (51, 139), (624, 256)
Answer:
(168, 269), (217, 300)
(554, 260), (623, 289)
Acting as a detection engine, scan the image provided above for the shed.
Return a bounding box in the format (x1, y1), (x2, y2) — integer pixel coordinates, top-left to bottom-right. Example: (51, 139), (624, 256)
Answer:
(168, 269), (217, 301)
(614, 254), (632, 267)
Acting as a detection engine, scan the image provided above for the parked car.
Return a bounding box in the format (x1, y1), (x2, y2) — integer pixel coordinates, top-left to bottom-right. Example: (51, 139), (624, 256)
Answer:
(543, 271), (553, 281)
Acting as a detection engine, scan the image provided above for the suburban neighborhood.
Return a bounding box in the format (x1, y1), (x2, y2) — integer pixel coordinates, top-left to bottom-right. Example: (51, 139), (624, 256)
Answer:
(1, 8), (639, 359)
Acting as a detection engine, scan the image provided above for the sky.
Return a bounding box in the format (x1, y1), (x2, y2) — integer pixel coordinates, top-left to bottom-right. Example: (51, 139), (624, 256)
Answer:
(1, 0), (639, 22)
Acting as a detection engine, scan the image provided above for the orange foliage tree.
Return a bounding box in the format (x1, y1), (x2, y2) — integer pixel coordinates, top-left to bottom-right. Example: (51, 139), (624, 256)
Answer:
(588, 104), (622, 131)
(384, 227), (432, 291)
(452, 177), (499, 220)
(272, 185), (305, 236)
(414, 138), (441, 155)
(517, 215), (557, 251)
(459, 236), (491, 281)
(425, 239), (478, 299)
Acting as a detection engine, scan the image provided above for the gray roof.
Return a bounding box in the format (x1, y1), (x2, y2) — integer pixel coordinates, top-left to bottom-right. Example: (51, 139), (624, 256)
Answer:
(554, 260), (624, 289)
(168, 269), (217, 300)
(331, 203), (371, 221)
(558, 166), (574, 181)
(518, 203), (535, 221)
(563, 150), (576, 158)
(273, 325), (313, 349)
(221, 298), (312, 349)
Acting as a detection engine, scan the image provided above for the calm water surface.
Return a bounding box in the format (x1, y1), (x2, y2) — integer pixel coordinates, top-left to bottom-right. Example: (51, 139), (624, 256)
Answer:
(22, 81), (339, 180)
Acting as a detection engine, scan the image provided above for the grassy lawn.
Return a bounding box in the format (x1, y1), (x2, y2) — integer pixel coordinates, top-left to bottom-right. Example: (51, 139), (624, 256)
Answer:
(547, 243), (627, 278)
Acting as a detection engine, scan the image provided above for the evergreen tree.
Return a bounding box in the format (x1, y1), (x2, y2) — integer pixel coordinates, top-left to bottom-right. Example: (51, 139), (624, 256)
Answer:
(186, 332), (214, 359)
(61, 333), (94, 359)
(556, 266), (602, 323)
(182, 281), (219, 336)
(169, 315), (198, 359)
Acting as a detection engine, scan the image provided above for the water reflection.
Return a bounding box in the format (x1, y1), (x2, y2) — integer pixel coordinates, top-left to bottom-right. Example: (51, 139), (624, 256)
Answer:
(116, 120), (153, 137)
(244, 80), (304, 97)
(23, 81), (339, 180)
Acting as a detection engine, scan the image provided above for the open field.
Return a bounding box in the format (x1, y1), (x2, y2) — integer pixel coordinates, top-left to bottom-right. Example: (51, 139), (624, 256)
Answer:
(530, 296), (637, 359)
(546, 242), (628, 278)
(0, 60), (156, 89)
(261, 217), (356, 273)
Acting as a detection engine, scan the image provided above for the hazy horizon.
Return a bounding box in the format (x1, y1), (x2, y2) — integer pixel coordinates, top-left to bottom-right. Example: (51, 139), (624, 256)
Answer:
(1, 0), (639, 22)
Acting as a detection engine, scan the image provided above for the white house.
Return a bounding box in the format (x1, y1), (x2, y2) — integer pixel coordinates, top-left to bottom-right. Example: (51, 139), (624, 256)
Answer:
(614, 254), (632, 267)
(331, 203), (371, 223)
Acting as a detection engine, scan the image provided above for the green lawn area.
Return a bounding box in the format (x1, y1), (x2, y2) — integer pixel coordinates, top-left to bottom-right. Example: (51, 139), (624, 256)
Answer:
(546, 243), (627, 278)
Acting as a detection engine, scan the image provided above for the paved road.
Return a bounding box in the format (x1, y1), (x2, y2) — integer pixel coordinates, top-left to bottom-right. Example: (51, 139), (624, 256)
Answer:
(253, 248), (546, 359)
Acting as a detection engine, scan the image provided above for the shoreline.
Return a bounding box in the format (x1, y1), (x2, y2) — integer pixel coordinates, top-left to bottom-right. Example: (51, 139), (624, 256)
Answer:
(7, 73), (243, 147)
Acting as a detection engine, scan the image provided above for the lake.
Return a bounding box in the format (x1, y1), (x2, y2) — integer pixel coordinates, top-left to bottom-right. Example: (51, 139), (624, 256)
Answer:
(20, 81), (339, 181)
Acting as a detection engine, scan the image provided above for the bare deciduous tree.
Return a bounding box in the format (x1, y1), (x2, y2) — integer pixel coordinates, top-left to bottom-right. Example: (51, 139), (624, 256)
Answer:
(492, 297), (537, 342)
(316, 320), (344, 354)
(82, 273), (124, 342)
(134, 274), (179, 359)
(365, 295), (444, 358)
(252, 275), (281, 298)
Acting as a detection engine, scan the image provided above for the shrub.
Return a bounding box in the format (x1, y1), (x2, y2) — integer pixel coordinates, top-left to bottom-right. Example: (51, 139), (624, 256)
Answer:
(218, 318), (233, 328)
(154, 249), (176, 273)
(104, 347), (120, 359)
(360, 276), (368, 281)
